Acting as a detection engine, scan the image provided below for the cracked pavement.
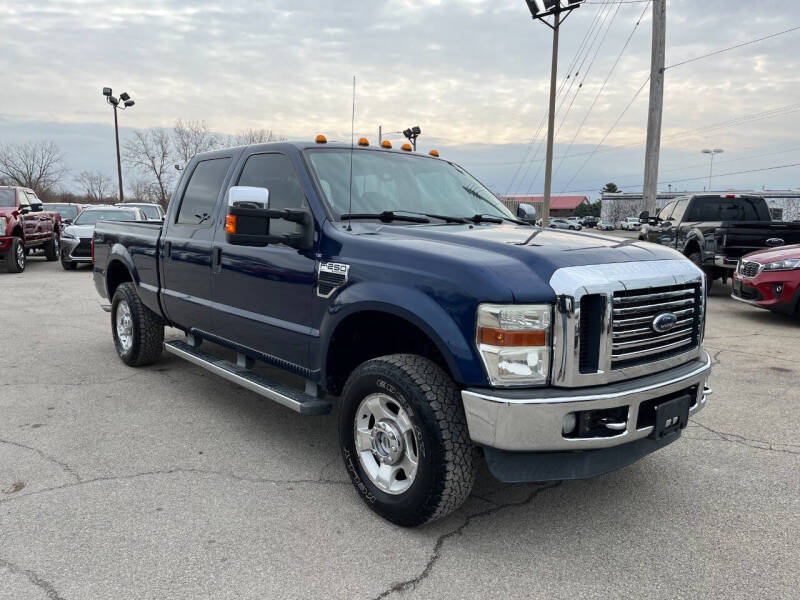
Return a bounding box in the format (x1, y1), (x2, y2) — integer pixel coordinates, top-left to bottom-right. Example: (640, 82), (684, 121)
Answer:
(2, 258), (798, 600)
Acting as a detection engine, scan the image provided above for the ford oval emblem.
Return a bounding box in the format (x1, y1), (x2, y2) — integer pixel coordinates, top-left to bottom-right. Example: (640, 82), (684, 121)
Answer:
(652, 312), (678, 333)
(765, 238), (785, 247)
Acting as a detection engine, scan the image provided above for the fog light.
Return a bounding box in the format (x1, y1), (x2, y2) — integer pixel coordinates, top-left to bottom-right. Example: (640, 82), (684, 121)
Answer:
(775, 283), (784, 297)
(562, 412), (577, 435)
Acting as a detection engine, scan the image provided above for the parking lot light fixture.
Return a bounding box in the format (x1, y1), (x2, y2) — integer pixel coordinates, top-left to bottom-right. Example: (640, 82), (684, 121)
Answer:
(702, 149), (724, 190)
(104, 86), (135, 202)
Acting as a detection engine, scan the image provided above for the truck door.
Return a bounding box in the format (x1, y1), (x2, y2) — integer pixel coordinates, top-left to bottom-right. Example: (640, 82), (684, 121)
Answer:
(210, 151), (316, 369)
(160, 156), (233, 332)
(669, 198), (690, 249)
(17, 191), (37, 242)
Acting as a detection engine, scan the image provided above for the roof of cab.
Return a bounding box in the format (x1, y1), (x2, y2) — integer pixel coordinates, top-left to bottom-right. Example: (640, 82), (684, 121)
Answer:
(192, 140), (443, 162)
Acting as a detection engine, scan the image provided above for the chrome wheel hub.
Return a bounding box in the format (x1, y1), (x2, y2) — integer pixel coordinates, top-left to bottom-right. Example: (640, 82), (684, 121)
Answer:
(16, 243), (24, 267)
(354, 393), (419, 495)
(116, 300), (133, 353)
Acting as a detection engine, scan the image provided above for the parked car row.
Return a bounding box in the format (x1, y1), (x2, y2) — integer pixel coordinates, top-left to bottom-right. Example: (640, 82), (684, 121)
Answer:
(0, 189), (164, 274)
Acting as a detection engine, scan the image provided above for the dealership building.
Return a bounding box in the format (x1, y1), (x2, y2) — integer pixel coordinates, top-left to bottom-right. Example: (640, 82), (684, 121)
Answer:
(499, 195), (590, 218)
(601, 190), (800, 223)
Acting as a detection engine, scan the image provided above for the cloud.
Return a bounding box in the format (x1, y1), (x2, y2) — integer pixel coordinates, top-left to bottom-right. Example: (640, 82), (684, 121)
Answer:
(1, 0), (798, 195)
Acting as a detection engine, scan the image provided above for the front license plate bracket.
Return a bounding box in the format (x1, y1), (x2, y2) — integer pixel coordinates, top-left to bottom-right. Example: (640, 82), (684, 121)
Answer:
(652, 394), (691, 440)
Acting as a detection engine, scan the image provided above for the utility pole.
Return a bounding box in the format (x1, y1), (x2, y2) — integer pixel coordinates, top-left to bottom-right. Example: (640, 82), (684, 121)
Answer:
(541, 16), (560, 228)
(642, 0), (666, 217)
(378, 125), (382, 145)
(525, 1), (585, 227)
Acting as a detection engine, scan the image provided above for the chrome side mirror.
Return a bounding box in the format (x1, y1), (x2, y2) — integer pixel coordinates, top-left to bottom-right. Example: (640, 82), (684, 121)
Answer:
(228, 186), (270, 209)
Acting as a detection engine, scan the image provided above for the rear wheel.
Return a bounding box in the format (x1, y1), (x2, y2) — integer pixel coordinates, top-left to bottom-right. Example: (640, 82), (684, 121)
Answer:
(111, 282), (164, 366)
(5, 237), (25, 273)
(44, 233), (59, 261)
(339, 354), (475, 527)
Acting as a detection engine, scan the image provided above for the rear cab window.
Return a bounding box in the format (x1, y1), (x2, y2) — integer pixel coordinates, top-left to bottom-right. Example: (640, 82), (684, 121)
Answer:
(687, 196), (770, 221)
(176, 158), (233, 226)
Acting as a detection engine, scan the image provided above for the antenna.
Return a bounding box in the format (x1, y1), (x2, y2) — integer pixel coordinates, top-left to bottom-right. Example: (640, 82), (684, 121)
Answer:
(347, 75), (356, 231)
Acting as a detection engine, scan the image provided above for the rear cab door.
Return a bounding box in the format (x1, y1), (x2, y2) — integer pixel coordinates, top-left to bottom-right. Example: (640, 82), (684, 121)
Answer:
(159, 152), (236, 332)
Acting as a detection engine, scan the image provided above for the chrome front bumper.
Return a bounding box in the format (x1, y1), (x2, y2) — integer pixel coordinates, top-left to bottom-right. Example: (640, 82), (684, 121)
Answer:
(714, 255), (738, 269)
(462, 353), (711, 452)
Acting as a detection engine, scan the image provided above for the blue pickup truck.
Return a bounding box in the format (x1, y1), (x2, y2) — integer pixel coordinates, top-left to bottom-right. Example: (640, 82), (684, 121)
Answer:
(93, 139), (712, 526)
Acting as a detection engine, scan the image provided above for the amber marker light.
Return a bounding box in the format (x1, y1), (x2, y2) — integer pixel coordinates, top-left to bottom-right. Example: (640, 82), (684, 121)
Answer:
(381, 140), (392, 149)
(315, 134), (327, 144)
(358, 137), (369, 146)
(479, 327), (546, 347)
(225, 214), (237, 234)
(429, 149), (440, 157)
(401, 143), (412, 152)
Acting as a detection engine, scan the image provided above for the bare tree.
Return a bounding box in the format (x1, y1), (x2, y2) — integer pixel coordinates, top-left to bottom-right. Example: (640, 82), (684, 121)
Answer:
(124, 129), (174, 207)
(173, 119), (221, 166)
(0, 140), (67, 196)
(75, 170), (114, 203)
(126, 178), (160, 204)
(233, 128), (285, 145)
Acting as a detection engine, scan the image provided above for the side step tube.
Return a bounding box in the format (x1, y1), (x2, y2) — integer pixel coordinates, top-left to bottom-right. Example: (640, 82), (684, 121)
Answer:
(164, 340), (331, 416)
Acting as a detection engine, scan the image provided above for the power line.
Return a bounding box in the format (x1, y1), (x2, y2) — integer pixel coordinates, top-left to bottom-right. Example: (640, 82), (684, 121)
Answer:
(514, 0), (625, 194)
(519, 0), (624, 193)
(560, 161), (800, 195)
(549, 0), (651, 184)
(666, 25), (800, 70)
(507, 0), (616, 195)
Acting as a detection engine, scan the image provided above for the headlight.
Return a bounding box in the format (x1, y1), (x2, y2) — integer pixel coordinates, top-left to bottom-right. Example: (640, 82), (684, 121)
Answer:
(476, 304), (552, 387)
(0, 216), (6, 235)
(763, 258), (800, 271)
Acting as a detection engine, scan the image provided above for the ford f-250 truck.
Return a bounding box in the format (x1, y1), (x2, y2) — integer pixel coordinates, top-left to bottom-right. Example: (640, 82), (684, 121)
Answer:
(1, 186), (62, 272)
(92, 139), (712, 526)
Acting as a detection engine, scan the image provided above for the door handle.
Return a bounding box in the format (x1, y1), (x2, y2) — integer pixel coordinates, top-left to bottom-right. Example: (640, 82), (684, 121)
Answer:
(163, 241), (172, 259)
(212, 246), (222, 272)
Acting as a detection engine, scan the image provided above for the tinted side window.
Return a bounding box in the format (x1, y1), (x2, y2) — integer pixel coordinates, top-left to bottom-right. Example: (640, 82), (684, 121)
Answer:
(176, 158), (231, 226)
(237, 153), (307, 237)
(658, 201), (676, 220)
(687, 198), (768, 221)
(671, 199), (689, 222)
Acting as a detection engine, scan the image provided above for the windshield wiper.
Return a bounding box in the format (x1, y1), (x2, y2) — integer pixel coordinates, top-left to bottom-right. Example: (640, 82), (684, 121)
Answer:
(391, 210), (469, 224)
(340, 211), (431, 224)
(468, 213), (530, 226)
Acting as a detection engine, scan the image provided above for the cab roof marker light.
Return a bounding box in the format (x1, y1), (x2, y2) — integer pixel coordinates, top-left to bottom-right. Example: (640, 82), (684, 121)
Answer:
(358, 137), (369, 147)
(381, 140), (392, 149)
(429, 150), (440, 157)
(401, 143), (413, 152)
(315, 134), (327, 144)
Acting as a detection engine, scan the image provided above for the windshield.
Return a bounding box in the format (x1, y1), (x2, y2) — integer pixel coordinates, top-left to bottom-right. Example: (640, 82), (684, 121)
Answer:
(0, 189), (15, 207)
(306, 149), (513, 220)
(44, 204), (79, 219)
(74, 209), (138, 225)
(122, 204), (161, 219)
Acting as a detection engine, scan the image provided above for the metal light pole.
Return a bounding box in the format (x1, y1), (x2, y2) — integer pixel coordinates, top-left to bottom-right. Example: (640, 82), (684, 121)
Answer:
(403, 126), (421, 151)
(103, 87), (135, 202)
(702, 149), (724, 191)
(524, 1), (585, 227)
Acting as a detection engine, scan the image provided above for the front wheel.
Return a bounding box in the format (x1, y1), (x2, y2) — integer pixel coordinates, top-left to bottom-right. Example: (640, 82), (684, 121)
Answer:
(339, 355), (475, 527)
(111, 282), (164, 366)
(5, 237), (25, 273)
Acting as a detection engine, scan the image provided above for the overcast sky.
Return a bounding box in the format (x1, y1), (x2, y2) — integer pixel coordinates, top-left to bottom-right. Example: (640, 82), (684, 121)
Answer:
(1, 0), (799, 198)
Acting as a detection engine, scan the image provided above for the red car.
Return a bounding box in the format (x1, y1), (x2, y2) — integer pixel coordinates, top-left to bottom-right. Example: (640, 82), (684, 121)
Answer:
(732, 244), (800, 315)
(0, 186), (62, 273)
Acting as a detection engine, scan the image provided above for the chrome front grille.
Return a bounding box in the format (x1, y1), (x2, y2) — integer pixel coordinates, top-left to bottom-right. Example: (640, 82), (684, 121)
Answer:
(738, 260), (761, 278)
(549, 260), (706, 388)
(611, 284), (701, 368)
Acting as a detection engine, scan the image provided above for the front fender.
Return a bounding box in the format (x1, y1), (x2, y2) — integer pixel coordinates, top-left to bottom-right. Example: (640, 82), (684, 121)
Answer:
(318, 282), (485, 386)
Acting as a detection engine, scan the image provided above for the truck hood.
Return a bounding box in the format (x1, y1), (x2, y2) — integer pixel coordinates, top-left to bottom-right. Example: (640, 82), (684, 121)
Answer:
(339, 222), (686, 302)
(63, 224), (95, 239)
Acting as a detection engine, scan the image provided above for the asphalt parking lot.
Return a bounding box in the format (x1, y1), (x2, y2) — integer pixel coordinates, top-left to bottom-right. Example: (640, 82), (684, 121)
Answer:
(1, 251), (798, 600)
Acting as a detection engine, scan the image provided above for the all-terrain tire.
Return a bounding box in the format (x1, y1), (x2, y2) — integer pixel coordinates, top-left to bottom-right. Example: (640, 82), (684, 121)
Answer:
(687, 251), (713, 293)
(339, 354), (475, 527)
(6, 237), (25, 273)
(44, 233), (59, 261)
(111, 282), (164, 366)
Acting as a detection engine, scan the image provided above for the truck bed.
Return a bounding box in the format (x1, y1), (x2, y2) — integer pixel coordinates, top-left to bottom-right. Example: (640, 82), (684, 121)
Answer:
(717, 221), (800, 260)
(93, 220), (163, 313)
